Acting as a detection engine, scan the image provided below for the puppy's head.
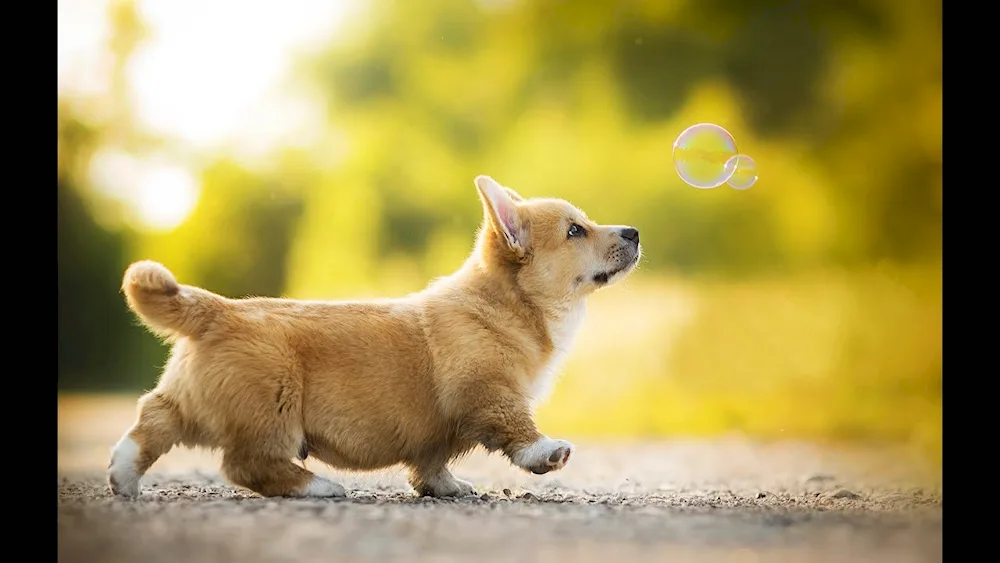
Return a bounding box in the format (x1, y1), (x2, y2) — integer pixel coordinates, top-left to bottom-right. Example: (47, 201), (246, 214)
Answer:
(473, 175), (641, 301)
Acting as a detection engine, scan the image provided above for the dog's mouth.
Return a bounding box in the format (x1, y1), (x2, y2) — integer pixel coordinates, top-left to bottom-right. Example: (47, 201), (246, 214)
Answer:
(591, 270), (616, 285)
(591, 251), (640, 286)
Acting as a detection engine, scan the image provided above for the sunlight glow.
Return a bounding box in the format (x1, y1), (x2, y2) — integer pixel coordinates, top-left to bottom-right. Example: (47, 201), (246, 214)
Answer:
(59, 0), (351, 230)
(135, 165), (199, 232)
(128, 0), (351, 154)
(57, 0), (112, 98)
(88, 148), (199, 232)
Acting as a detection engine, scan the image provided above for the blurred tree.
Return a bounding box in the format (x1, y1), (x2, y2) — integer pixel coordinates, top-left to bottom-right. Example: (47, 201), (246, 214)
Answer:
(56, 108), (129, 388)
(58, 0), (164, 391)
(138, 158), (305, 299)
(58, 105), (156, 391)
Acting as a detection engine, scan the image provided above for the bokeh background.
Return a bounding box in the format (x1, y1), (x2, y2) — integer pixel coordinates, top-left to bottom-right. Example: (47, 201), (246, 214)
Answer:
(58, 0), (941, 464)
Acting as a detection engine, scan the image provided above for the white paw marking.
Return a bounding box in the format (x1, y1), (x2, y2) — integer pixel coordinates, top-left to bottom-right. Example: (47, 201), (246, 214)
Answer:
(108, 434), (141, 498)
(302, 476), (346, 498)
(419, 469), (475, 498)
(512, 437), (574, 474)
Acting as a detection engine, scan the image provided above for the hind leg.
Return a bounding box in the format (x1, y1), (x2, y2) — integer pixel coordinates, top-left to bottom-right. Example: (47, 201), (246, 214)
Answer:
(108, 392), (183, 498)
(221, 449), (346, 498)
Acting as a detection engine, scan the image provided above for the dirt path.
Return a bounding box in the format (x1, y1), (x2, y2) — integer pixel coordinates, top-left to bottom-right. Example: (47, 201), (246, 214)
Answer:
(58, 396), (941, 562)
(59, 433), (941, 563)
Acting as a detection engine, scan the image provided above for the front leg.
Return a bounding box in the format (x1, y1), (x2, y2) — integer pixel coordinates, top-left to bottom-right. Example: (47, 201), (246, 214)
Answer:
(408, 467), (475, 498)
(462, 388), (574, 475)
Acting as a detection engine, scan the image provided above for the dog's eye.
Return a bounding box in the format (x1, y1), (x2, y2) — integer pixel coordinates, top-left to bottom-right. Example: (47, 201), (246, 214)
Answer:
(567, 223), (586, 239)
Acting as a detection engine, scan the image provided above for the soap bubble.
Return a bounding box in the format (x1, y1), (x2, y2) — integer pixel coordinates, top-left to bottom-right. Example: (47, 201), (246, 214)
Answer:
(672, 123), (738, 189)
(725, 154), (758, 190)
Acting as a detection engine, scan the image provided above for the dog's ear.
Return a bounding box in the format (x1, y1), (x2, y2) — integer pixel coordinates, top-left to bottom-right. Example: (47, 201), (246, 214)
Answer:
(504, 187), (524, 202)
(475, 175), (527, 258)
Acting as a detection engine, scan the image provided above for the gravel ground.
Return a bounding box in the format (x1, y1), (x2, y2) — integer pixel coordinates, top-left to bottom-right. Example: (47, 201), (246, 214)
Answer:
(58, 396), (942, 562)
(58, 435), (941, 563)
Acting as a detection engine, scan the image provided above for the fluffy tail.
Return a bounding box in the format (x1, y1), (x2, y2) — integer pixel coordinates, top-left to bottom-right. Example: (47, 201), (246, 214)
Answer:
(122, 260), (223, 340)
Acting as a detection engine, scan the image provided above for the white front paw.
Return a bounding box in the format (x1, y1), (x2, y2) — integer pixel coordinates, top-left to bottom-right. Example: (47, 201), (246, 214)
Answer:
(108, 465), (140, 498)
(108, 435), (141, 498)
(439, 476), (476, 497)
(512, 437), (574, 475)
(301, 476), (346, 498)
(413, 470), (476, 498)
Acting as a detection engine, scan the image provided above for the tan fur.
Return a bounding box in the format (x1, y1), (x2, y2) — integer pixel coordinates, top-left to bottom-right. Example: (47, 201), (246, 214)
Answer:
(108, 175), (641, 499)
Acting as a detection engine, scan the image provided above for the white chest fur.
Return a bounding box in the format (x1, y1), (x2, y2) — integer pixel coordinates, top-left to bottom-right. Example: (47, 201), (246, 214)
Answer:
(530, 301), (586, 407)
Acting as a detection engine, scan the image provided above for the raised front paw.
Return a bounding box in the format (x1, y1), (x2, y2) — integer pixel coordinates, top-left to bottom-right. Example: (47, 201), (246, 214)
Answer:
(512, 437), (574, 475)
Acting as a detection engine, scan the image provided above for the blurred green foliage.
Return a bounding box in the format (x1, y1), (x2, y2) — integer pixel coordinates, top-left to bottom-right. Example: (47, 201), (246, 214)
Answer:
(538, 263), (940, 462)
(57, 0), (940, 454)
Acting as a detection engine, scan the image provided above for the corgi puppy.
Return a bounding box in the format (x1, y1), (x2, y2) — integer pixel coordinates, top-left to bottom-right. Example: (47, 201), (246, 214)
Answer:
(109, 175), (641, 498)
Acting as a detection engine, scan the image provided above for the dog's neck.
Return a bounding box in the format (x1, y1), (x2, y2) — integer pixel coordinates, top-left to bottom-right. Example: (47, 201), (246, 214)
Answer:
(450, 254), (586, 370)
(424, 253), (587, 405)
(531, 298), (586, 406)
(455, 254), (584, 333)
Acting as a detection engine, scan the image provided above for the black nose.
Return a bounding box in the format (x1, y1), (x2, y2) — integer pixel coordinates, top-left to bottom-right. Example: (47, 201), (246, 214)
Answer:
(620, 227), (639, 244)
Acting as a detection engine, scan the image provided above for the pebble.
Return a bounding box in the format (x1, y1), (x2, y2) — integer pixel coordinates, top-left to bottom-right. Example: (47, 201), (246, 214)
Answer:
(824, 488), (860, 500)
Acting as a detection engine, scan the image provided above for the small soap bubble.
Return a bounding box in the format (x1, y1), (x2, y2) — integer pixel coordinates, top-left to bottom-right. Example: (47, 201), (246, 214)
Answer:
(725, 154), (758, 190)
(672, 123), (738, 189)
